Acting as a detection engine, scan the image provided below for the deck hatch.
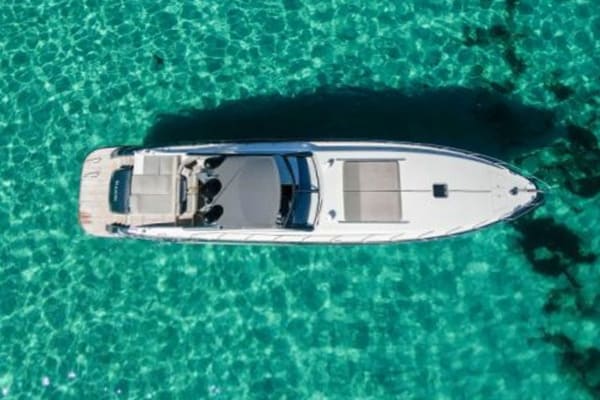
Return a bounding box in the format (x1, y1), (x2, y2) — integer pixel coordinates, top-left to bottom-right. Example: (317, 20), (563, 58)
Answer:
(433, 183), (448, 198)
(343, 161), (402, 222)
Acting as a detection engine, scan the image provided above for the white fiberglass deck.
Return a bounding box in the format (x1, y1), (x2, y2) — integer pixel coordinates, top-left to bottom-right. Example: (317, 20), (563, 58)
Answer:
(311, 144), (537, 242)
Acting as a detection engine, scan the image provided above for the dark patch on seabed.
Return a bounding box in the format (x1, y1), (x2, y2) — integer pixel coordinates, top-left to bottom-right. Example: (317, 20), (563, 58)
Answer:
(516, 123), (600, 198)
(514, 191), (598, 397)
(462, 0), (526, 78)
(513, 217), (596, 288)
(546, 77), (575, 102)
(511, 94), (599, 395)
(152, 53), (165, 70)
(144, 86), (557, 159)
(541, 333), (600, 398)
(543, 287), (600, 319)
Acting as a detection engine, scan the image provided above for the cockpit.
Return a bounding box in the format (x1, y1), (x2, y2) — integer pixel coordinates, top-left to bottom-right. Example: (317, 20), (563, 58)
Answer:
(108, 152), (320, 230)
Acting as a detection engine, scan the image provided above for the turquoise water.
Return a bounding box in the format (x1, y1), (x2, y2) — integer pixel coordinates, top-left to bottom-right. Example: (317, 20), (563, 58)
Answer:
(1, 0), (600, 398)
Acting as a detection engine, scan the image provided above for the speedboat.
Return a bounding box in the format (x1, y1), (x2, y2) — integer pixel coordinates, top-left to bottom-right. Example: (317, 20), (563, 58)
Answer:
(78, 141), (543, 244)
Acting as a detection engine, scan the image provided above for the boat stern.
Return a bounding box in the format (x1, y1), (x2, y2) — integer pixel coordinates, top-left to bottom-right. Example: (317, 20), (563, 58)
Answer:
(78, 147), (133, 237)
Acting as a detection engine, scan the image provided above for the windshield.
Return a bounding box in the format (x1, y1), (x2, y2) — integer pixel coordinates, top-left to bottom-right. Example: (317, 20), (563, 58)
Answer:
(275, 154), (319, 228)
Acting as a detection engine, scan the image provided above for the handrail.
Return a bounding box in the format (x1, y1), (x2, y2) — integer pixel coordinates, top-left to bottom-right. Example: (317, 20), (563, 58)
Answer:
(390, 233), (405, 241)
(415, 142), (553, 213)
(361, 234), (374, 243)
(471, 219), (491, 229)
(505, 190), (545, 221)
(417, 230), (435, 239)
(444, 226), (462, 235)
(392, 140), (552, 190)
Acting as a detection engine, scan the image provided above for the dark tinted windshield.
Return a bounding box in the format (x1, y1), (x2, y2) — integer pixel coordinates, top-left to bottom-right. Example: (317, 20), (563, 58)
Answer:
(109, 167), (132, 214)
(275, 155), (319, 228)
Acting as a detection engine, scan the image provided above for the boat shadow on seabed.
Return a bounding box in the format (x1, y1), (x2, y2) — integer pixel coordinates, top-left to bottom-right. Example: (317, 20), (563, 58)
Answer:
(144, 86), (557, 159)
(144, 86), (600, 397)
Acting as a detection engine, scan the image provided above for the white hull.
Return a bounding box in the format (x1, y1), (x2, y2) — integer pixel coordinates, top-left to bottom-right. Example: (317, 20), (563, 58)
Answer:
(79, 141), (543, 244)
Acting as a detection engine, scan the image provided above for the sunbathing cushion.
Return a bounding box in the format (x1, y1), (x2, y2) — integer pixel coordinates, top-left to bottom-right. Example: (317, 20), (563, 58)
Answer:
(131, 175), (171, 195)
(130, 194), (174, 214)
(343, 161), (402, 222)
(129, 156), (178, 215)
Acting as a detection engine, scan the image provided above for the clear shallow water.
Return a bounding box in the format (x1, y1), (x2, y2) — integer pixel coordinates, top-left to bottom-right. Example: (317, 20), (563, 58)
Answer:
(1, 0), (599, 399)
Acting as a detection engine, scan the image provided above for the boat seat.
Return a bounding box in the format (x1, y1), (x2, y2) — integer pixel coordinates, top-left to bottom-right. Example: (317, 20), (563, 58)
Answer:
(204, 155), (226, 170)
(200, 178), (222, 204)
(204, 205), (224, 224)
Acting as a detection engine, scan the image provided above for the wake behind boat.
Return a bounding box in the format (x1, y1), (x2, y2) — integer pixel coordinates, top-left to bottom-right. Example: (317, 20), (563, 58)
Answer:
(78, 141), (543, 244)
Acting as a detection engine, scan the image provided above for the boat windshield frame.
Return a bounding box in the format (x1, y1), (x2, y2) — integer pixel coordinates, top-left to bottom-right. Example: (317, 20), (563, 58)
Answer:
(277, 153), (320, 229)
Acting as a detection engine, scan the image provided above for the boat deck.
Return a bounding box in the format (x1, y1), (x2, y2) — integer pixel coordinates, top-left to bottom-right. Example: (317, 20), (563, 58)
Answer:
(79, 149), (185, 236)
(78, 148), (129, 237)
(312, 147), (538, 239)
(79, 147), (224, 237)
